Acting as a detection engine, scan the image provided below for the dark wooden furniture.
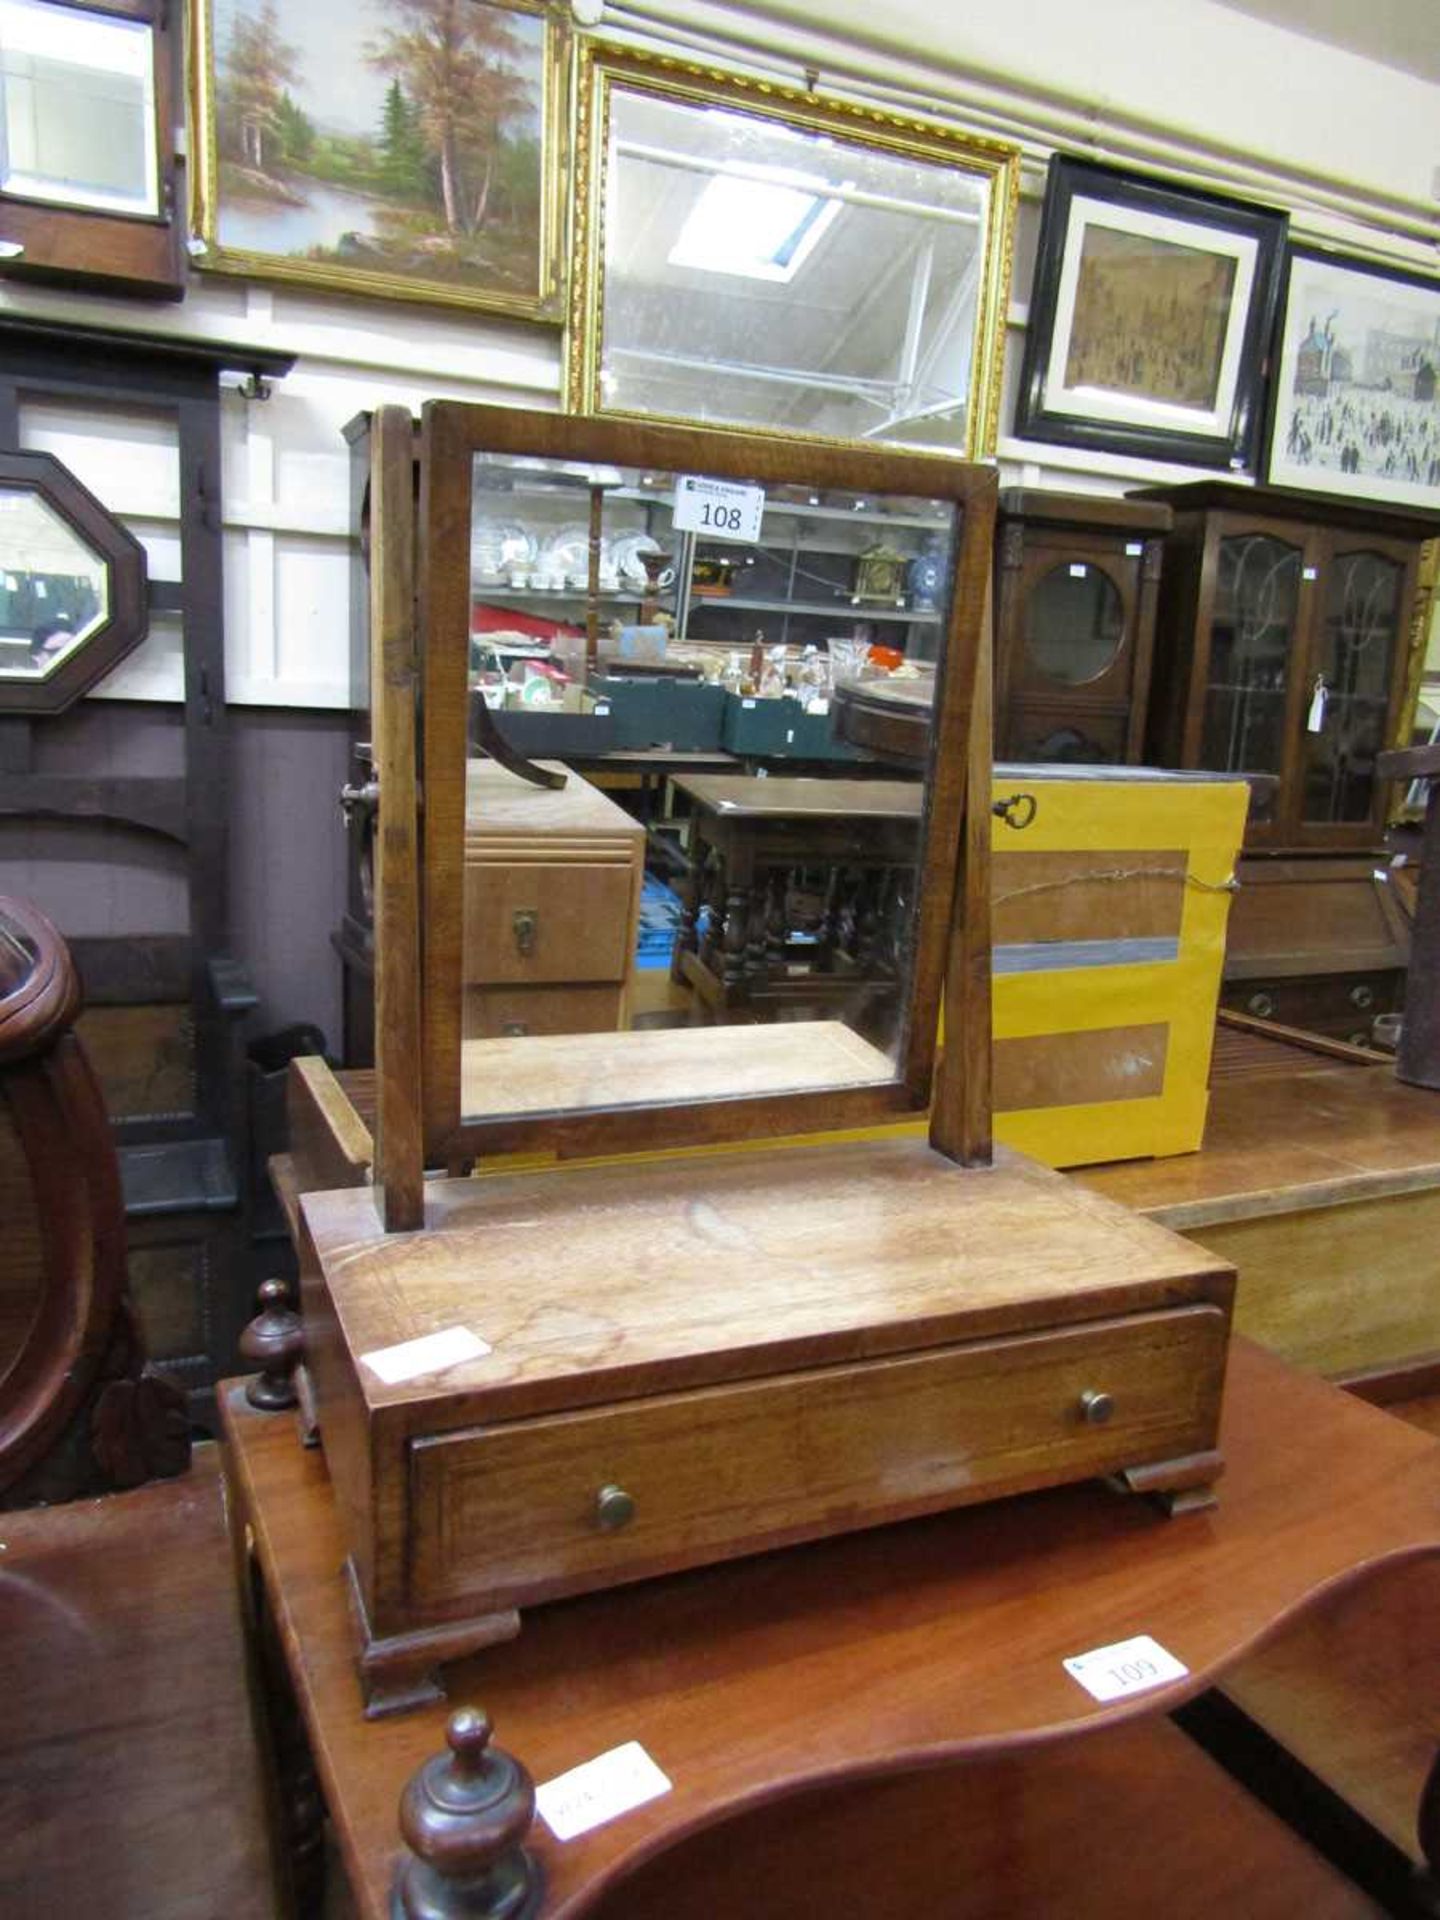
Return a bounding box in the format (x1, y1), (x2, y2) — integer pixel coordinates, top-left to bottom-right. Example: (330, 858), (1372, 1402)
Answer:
(0, 0), (186, 300)
(1136, 480), (1434, 852)
(1133, 479), (1436, 1041)
(221, 1339), (1440, 1916)
(0, 1447), (274, 1916)
(0, 894), (188, 1503)
(0, 317), (292, 1419)
(994, 488), (1169, 764)
(669, 772), (922, 1023)
(1377, 741), (1440, 1089)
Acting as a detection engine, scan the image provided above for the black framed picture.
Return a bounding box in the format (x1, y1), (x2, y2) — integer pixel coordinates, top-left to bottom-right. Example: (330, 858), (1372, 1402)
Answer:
(1015, 157), (1288, 470)
(1265, 244), (1440, 509)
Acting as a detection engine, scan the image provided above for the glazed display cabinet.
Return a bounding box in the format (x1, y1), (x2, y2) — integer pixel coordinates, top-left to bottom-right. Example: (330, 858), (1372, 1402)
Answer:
(1137, 481), (1434, 853)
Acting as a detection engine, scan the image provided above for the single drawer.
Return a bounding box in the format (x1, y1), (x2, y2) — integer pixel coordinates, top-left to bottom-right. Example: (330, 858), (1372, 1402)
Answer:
(464, 860), (635, 985)
(408, 1303), (1227, 1616)
(463, 983), (624, 1039)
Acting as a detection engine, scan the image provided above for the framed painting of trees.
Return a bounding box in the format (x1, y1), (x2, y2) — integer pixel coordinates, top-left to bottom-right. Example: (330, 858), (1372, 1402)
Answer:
(191, 0), (568, 319)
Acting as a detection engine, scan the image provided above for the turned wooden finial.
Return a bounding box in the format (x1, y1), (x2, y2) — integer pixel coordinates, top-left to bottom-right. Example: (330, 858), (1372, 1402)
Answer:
(239, 1278), (304, 1411)
(393, 1708), (543, 1920)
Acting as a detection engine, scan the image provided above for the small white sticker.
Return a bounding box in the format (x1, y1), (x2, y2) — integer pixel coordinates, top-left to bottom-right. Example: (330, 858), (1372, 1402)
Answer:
(536, 1742), (672, 1841)
(1124, 541), (1143, 556)
(741, 697), (757, 709)
(360, 1325), (491, 1385)
(1063, 1633), (1188, 1703)
(593, 703), (611, 716)
(1068, 562), (1088, 578)
(672, 474), (765, 544)
(1302, 565), (1318, 581)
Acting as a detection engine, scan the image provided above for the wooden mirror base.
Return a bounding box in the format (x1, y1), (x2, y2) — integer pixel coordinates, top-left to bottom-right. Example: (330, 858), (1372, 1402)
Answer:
(343, 1458), (1223, 1718)
(347, 1560), (520, 1720)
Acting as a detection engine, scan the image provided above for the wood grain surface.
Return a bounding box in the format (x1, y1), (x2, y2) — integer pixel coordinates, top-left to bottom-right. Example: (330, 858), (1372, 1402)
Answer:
(459, 1020), (891, 1121)
(221, 1341), (1440, 1919)
(300, 1138), (1232, 1425)
(0, 1449), (272, 1917)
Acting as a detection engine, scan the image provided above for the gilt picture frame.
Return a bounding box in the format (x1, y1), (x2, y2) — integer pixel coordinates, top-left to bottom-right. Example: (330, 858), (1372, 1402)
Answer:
(191, 0), (568, 320)
(1265, 245), (1440, 511)
(567, 45), (1020, 457)
(1015, 156), (1287, 471)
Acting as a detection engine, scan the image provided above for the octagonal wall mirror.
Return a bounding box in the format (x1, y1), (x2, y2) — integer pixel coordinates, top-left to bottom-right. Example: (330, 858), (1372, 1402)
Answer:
(567, 47), (1020, 458)
(0, 448), (147, 713)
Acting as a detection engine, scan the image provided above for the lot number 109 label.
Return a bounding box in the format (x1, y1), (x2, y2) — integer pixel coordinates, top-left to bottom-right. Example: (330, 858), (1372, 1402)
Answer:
(673, 474), (765, 544)
(1062, 1633), (1188, 1703)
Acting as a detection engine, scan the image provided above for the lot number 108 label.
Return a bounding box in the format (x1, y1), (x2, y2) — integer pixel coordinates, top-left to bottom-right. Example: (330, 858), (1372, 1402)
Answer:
(673, 474), (765, 544)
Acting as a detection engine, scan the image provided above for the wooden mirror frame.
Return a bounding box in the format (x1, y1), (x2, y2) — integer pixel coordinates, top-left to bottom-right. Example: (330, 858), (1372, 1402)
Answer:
(0, 0), (183, 299)
(408, 400), (997, 1178)
(0, 448), (149, 715)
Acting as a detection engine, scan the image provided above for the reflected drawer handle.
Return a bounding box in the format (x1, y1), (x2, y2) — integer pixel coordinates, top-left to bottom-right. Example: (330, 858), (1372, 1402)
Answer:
(594, 1484), (636, 1531)
(513, 908), (538, 957)
(1246, 991), (1276, 1019)
(1350, 984), (1375, 1010)
(1078, 1389), (1114, 1426)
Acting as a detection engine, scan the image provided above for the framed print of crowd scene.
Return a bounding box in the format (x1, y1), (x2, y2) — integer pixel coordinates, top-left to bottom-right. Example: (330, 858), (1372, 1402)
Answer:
(1265, 245), (1440, 510)
(191, 0), (567, 318)
(1015, 156), (1287, 471)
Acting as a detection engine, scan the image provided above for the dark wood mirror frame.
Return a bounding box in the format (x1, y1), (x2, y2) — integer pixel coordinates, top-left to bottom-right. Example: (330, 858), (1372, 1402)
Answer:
(400, 401), (998, 1189)
(0, 894), (189, 1501)
(0, 447), (149, 715)
(0, 0), (183, 300)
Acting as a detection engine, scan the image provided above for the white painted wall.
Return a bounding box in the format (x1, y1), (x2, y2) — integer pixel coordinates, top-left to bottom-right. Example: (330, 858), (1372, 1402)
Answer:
(0, 0), (1434, 713)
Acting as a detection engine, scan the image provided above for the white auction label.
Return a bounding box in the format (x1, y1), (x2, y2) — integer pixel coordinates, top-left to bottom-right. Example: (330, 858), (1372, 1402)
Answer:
(536, 1741), (672, 1841)
(1062, 1633), (1188, 1703)
(360, 1325), (491, 1385)
(672, 473), (765, 544)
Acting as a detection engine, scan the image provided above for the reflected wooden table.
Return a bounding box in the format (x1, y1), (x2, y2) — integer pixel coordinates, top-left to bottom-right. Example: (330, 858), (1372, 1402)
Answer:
(668, 773), (923, 1018)
(222, 1340), (1440, 1917)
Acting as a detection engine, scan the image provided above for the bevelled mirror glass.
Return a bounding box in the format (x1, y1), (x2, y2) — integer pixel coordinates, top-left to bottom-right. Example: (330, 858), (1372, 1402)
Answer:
(0, 449), (147, 713)
(569, 47), (1019, 457)
(0, 0), (158, 216)
(415, 401), (997, 1168)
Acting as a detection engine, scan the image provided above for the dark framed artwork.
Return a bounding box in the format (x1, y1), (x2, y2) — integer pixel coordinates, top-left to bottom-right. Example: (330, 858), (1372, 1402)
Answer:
(1015, 157), (1287, 470)
(1265, 245), (1440, 510)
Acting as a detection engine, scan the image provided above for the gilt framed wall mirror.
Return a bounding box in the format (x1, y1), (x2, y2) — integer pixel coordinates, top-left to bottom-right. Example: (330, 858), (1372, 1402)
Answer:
(402, 402), (998, 1177)
(566, 47), (1020, 457)
(0, 447), (147, 713)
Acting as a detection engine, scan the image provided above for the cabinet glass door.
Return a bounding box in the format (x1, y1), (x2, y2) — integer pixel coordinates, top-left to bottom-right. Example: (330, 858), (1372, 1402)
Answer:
(1301, 547), (1403, 831)
(1202, 530), (1304, 824)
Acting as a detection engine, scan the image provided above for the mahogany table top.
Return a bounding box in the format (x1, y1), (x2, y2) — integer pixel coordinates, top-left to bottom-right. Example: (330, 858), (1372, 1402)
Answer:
(221, 1340), (1440, 1918)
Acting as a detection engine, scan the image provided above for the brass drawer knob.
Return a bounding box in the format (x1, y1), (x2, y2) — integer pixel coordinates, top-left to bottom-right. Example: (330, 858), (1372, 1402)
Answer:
(595, 1484), (636, 1531)
(1078, 1389), (1114, 1426)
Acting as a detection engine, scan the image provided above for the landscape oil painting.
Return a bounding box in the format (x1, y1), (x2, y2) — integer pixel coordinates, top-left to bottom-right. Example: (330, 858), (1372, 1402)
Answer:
(195, 0), (563, 317)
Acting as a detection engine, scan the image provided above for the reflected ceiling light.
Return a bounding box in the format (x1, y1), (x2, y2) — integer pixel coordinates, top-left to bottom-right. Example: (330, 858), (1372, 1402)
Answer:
(668, 167), (846, 283)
